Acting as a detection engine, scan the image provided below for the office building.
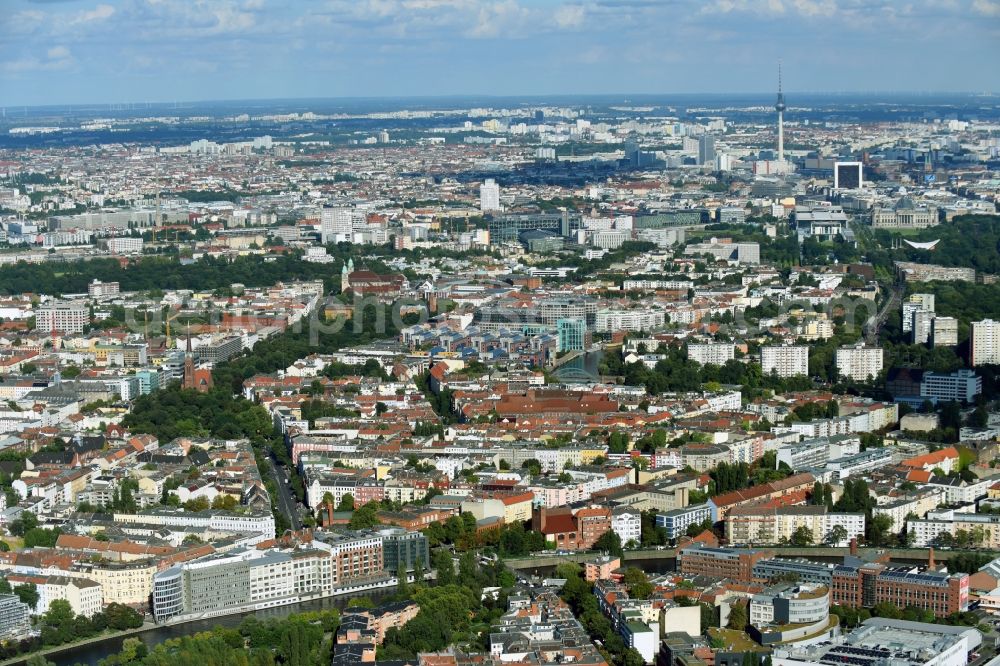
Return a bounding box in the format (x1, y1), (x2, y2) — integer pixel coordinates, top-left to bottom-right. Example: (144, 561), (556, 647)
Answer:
(932, 316), (958, 347)
(106, 237), (144, 254)
(749, 583), (829, 630)
(378, 528), (429, 573)
(678, 544), (773, 582)
(488, 212), (576, 242)
(557, 318), (587, 352)
(920, 368), (982, 403)
(0, 596), (30, 639)
(752, 558), (835, 586)
(773, 618), (981, 666)
(35, 301), (89, 334)
(971, 319), (1000, 366)
(321, 207), (353, 243)
(761, 345), (809, 378)
(834, 161), (863, 190)
(683, 239), (760, 264)
(698, 135), (716, 166)
(688, 343), (736, 366)
(479, 178), (501, 212)
(775, 435), (859, 471)
(656, 504), (711, 540)
(831, 564), (968, 618)
(835, 343), (883, 382)
(716, 207), (746, 225)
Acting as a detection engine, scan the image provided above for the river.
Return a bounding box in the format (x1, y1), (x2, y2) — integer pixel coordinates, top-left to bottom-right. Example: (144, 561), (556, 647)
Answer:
(18, 587), (395, 666)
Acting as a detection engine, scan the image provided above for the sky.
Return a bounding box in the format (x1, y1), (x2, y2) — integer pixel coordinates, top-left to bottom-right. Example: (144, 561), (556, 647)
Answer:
(1, 0), (999, 107)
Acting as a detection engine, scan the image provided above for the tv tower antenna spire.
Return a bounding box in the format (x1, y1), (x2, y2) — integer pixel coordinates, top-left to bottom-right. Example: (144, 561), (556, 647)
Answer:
(776, 61), (786, 162)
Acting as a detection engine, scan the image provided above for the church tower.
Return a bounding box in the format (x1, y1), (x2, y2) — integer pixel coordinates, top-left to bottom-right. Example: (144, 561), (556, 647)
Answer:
(341, 258), (354, 293)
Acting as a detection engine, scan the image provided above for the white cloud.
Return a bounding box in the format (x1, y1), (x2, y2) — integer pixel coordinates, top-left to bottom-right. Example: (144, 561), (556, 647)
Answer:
(467, 1), (531, 38)
(2, 45), (75, 73)
(69, 4), (116, 26)
(701, 0), (837, 16)
(789, 0), (836, 16)
(972, 0), (1000, 16)
(553, 4), (586, 28)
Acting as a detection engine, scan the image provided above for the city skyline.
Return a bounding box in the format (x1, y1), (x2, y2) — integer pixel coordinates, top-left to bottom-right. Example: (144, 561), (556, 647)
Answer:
(2, 0), (1000, 107)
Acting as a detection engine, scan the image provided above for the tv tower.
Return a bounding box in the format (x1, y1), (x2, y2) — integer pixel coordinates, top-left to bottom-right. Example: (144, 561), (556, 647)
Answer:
(775, 62), (786, 162)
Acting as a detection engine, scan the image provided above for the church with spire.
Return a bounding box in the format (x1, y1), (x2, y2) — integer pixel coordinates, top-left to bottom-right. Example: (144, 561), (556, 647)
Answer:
(182, 330), (214, 392)
(340, 258), (355, 293)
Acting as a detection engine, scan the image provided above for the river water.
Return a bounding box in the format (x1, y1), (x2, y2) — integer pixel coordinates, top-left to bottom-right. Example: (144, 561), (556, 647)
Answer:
(20, 588), (394, 666)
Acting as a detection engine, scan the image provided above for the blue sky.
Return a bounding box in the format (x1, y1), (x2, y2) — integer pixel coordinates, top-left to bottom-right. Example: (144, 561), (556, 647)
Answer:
(2, 0), (999, 106)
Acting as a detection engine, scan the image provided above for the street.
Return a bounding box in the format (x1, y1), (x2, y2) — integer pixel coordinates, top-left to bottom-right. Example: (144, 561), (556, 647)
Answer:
(267, 454), (303, 531)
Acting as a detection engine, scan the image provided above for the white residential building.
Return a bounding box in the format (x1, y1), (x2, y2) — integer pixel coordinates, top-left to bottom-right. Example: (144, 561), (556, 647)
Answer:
(595, 309), (665, 332)
(35, 301), (88, 334)
(611, 507), (642, 546)
(761, 345), (809, 378)
(320, 207), (353, 243)
(835, 344), (884, 382)
(480, 179), (501, 212)
(901, 293), (935, 334)
(688, 343), (736, 366)
(971, 319), (1000, 366)
(932, 317), (958, 347)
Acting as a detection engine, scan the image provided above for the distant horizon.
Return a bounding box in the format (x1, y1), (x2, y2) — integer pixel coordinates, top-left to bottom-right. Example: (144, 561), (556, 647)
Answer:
(5, 89), (1000, 115)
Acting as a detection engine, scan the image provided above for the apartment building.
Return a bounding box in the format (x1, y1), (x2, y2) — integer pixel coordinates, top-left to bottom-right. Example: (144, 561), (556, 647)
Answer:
(153, 534), (385, 622)
(835, 343), (884, 382)
(35, 301), (89, 334)
(932, 317), (958, 347)
(611, 507), (642, 546)
(708, 472), (815, 521)
(761, 345), (809, 378)
(971, 319), (1000, 366)
(5, 574), (102, 617)
(908, 512), (1000, 549)
(725, 505), (865, 547)
(688, 343), (736, 366)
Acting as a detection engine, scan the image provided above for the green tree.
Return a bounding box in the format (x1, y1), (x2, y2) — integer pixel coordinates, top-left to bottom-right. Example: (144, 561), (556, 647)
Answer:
(593, 530), (623, 558)
(348, 501), (381, 529)
(521, 459), (542, 476)
(825, 524), (849, 546)
(13, 582), (39, 609)
(396, 560), (409, 598)
(432, 549), (455, 586)
(622, 567), (653, 600)
(728, 600), (748, 630)
(790, 525), (815, 546)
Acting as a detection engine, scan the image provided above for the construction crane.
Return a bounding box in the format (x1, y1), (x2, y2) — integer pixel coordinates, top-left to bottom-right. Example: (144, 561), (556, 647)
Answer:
(165, 309), (182, 349)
